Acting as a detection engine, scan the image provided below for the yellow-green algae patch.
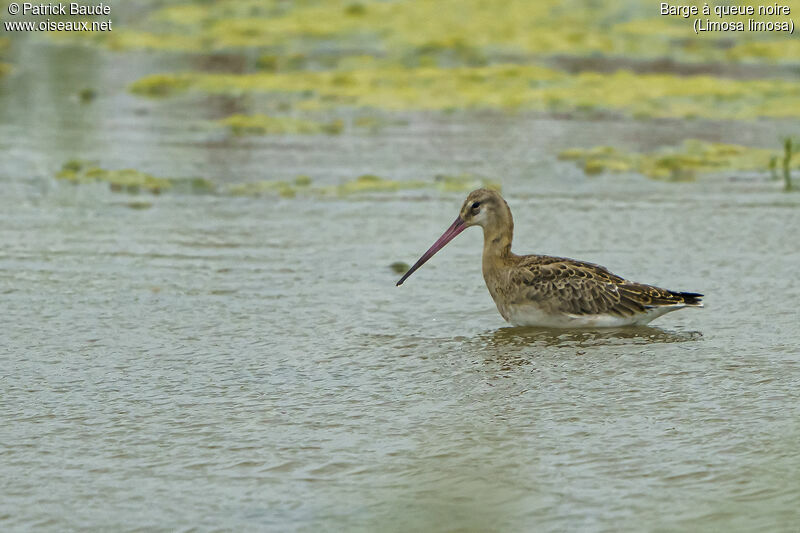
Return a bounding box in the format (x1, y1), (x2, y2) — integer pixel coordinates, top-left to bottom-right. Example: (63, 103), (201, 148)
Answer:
(51, 0), (553, 54)
(294, 175), (312, 186)
(613, 8), (800, 64)
(125, 201), (154, 210)
(434, 173), (502, 193)
(317, 173), (499, 196)
(780, 137), (797, 192)
(727, 40), (800, 63)
(352, 116), (393, 132)
(255, 53), (319, 72)
(56, 160), (215, 194)
(326, 174), (428, 195)
(0, 36), (10, 76)
(390, 261), (410, 274)
(51, 0), (800, 66)
(227, 175), (313, 197)
(559, 140), (800, 181)
(220, 114), (344, 135)
(228, 181), (297, 198)
(129, 74), (194, 98)
(78, 88), (97, 103)
(56, 160), (499, 198)
(559, 147), (636, 175)
(130, 66), (800, 120)
(224, 174), (498, 198)
(129, 64), (562, 104)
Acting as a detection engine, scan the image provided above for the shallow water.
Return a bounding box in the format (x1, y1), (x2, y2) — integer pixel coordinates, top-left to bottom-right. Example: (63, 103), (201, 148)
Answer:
(2, 42), (800, 531)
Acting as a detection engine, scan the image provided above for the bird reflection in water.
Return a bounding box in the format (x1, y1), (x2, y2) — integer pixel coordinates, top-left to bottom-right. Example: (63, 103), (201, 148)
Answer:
(470, 326), (703, 367)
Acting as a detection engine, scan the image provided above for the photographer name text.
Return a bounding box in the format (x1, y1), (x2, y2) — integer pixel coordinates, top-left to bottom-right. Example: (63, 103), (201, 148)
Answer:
(4, 2), (112, 32)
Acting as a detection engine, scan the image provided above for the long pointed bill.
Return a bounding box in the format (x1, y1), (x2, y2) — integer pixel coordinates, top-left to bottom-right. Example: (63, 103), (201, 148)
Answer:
(396, 217), (466, 286)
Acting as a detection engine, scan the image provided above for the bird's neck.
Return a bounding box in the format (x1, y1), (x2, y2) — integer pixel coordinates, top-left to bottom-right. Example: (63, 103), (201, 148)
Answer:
(481, 213), (514, 267)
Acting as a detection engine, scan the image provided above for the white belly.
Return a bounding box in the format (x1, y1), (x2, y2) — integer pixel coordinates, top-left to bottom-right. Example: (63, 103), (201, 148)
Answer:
(505, 304), (685, 328)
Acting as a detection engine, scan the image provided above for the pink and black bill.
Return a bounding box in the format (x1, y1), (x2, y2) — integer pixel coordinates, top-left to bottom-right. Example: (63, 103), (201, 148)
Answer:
(396, 217), (467, 286)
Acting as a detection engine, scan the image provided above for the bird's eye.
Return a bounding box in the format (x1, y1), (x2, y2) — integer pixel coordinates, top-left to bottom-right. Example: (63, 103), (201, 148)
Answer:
(471, 201), (481, 210)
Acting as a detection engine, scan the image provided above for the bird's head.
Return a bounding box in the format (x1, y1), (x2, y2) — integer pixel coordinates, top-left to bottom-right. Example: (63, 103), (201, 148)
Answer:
(458, 188), (509, 230)
(396, 188), (508, 286)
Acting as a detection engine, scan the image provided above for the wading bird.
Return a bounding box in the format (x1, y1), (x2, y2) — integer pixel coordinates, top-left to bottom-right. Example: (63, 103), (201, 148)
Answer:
(396, 189), (703, 328)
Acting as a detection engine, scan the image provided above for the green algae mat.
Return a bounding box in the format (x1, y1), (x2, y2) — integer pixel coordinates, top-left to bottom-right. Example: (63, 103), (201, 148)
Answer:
(55, 160), (501, 198)
(45, 0), (800, 120)
(32, 0), (800, 192)
(559, 140), (800, 181)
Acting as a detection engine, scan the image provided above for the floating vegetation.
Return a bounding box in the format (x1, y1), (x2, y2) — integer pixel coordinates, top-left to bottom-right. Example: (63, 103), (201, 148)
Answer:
(0, 37), (9, 75)
(225, 173), (497, 197)
(57, 161), (171, 193)
(256, 53), (314, 72)
(327, 174), (428, 195)
(390, 261), (410, 274)
(129, 64), (560, 103)
(125, 201), (153, 210)
(559, 140), (800, 181)
(321, 173), (498, 196)
(402, 39), (488, 68)
(727, 40), (800, 63)
(65, 0), (794, 120)
(56, 160), (216, 194)
(782, 137), (796, 192)
(344, 2), (368, 17)
(49, 0), (564, 54)
(130, 66), (800, 120)
(220, 114), (344, 135)
(170, 177), (217, 194)
(50, 0), (796, 66)
(294, 175), (312, 186)
(531, 71), (800, 120)
(434, 173), (502, 193)
(559, 146), (636, 175)
(130, 74), (194, 98)
(0, 61), (10, 77)
(225, 176), (310, 198)
(78, 88), (97, 103)
(44, 0), (800, 124)
(56, 162), (498, 198)
(352, 115), (408, 132)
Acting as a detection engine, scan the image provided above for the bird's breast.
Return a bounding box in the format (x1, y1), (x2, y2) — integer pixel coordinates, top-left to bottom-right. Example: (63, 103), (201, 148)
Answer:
(481, 266), (515, 322)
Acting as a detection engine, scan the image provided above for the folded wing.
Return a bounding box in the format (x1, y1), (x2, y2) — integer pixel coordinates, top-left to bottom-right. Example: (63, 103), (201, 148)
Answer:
(510, 256), (703, 317)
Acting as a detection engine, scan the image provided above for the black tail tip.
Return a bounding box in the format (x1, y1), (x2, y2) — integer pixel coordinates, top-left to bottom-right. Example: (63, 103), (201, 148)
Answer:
(679, 292), (704, 305)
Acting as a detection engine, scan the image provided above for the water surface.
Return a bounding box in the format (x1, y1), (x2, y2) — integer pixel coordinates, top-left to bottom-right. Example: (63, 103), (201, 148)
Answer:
(1, 41), (799, 532)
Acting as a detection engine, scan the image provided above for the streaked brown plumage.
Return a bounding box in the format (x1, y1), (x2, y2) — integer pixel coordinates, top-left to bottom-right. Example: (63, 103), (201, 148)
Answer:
(397, 189), (703, 328)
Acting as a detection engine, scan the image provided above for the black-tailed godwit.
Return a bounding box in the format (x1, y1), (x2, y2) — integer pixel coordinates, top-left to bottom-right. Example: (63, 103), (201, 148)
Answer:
(397, 189), (703, 328)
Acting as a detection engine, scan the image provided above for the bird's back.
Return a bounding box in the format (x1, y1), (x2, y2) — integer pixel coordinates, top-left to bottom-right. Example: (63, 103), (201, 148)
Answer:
(484, 254), (703, 328)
